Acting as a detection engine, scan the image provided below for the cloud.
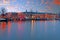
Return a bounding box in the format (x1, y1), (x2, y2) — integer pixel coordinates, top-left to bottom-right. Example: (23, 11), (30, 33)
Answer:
(6, 6), (17, 12)
(53, 0), (60, 5)
(26, 1), (30, 4)
(40, 0), (60, 5)
(0, 0), (10, 6)
(0, 3), (10, 6)
(39, 9), (48, 12)
(5, 4), (22, 12)
(3, 0), (10, 4)
(0, 0), (16, 6)
(12, 0), (16, 2)
(45, 5), (52, 11)
(41, 0), (45, 4)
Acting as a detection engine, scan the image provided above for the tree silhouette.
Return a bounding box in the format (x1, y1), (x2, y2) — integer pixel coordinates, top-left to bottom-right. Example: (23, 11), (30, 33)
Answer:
(1, 7), (6, 14)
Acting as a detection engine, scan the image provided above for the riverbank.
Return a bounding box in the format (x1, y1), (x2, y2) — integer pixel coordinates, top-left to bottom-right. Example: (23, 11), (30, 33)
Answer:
(0, 18), (60, 22)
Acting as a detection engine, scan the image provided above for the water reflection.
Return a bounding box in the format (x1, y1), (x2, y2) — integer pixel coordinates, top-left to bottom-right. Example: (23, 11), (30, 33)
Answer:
(0, 22), (6, 32)
(0, 20), (60, 40)
(31, 20), (35, 32)
(7, 21), (11, 36)
(44, 21), (47, 32)
(44, 20), (57, 33)
(17, 21), (25, 39)
(17, 21), (24, 31)
(31, 20), (35, 39)
(51, 20), (56, 32)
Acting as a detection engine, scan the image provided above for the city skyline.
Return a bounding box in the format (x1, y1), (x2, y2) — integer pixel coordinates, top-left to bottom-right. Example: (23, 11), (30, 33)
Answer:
(0, 0), (60, 13)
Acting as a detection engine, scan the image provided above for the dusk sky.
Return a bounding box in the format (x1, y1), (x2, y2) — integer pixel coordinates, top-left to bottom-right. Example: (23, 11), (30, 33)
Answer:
(0, 0), (60, 13)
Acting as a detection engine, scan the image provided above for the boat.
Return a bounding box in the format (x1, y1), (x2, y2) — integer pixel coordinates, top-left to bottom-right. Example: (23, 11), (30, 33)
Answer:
(0, 18), (8, 22)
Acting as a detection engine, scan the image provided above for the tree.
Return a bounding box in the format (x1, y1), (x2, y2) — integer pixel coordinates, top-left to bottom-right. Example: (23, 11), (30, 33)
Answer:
(1, 7), (6, 14)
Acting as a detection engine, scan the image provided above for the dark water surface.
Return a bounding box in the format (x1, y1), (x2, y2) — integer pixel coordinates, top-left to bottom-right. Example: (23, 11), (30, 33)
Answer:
(0, 20), (60, 40)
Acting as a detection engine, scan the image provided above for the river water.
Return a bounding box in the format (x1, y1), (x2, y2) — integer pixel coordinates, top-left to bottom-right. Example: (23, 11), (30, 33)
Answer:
(0, 20), (60, 40)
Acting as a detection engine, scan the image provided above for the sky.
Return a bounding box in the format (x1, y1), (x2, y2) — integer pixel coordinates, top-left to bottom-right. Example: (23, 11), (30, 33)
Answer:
(0, 0), (60, 13)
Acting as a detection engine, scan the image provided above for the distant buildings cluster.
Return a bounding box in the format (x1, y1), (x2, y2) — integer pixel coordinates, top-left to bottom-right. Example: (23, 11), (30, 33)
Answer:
(0, 11), (60, 21)
(0, 8), (60, 21)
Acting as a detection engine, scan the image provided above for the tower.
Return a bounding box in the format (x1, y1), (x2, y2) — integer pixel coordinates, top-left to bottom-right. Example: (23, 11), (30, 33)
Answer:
(26, 10), (28, 14)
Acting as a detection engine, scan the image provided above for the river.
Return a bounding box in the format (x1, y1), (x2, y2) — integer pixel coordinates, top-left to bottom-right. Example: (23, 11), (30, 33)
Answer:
(0, 20), (60, 40)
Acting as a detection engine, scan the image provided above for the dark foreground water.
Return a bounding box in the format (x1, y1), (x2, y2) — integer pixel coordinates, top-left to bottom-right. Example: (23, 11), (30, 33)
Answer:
(0, 20), (60, 40)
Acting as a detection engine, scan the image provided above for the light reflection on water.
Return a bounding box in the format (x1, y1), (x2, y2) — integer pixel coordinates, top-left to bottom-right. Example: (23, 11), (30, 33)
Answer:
(0, 20), (60, 40)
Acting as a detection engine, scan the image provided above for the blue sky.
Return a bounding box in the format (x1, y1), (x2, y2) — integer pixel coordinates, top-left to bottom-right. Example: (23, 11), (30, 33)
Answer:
(0, 0), (60, 13)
